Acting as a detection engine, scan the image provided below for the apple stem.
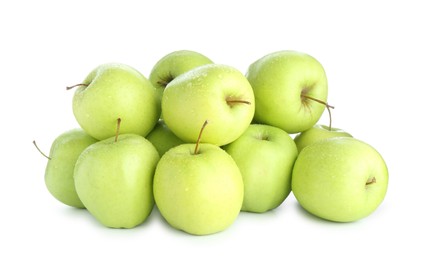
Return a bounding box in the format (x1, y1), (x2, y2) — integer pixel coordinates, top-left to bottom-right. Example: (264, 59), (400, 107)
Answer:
(366, 177), (377, 186)
(226, 99), (251, 106)
(301, 94), (334, 130)
(66, 83), (88, 90)
(194, 120), (209, 155)
(32, 140), (51, 160)
(157, 80), (169, 87)
(226, 99), (251, 105)
(115, 118), (121, 142)
(325, 106), (333, 131)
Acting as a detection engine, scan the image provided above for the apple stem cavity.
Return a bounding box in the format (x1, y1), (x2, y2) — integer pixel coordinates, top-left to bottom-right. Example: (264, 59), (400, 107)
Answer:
(301, 94), (334, 130)
(115, 118), (121, 142)
(33, 140), (51, 160)
(366, 177), (377, 186)
(157, 74), (174, 88)
(194, 120), (209, 155)
(66, 83), (88, 90)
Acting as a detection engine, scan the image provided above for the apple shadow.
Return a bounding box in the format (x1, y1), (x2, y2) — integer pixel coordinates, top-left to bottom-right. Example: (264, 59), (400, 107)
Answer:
(60, 206), (110, 228)
(293, 203), (353, 226)
(60, 203), (230, 237)
(146, 205), (184, 234)
(147, 205), (271, 239)
(59, 204), (167, 232)
(238, 206), (279, 219)
(148, 205), (230, 238)
(60, 205), (88, 217)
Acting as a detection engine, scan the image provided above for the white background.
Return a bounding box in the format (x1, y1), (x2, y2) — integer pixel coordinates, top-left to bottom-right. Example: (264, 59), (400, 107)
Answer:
(1, 0), (432, 259)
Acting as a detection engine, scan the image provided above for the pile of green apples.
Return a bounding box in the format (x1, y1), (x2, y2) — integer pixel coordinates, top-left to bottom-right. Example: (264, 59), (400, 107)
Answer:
(36, 50), (389, 235)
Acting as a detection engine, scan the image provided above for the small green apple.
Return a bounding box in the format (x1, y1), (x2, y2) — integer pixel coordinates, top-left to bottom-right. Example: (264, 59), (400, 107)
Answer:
(74, 132), (160, 228)
(153, 121), (244, 235)
(71, 63), (160, 140)
(41, 129), (97, 208)
(146, 119), (184, 157)
(223, 124), (298, 213)
(162, 64), (255, 146)
(149, 50), (213, 103)
(294, 124), (352, 152)
(292, 137), (388, 222)
(246, 50), (328, 133)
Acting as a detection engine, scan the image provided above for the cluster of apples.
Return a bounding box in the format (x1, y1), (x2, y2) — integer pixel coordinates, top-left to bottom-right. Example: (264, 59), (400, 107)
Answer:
(36, 50), (389, 235)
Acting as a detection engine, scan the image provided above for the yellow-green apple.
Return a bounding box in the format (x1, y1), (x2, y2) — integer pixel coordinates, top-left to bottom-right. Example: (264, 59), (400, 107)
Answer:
(292, 137), (388, 222)
(162, 64), (255, 146)
(223, 124), (298, 213)
(246, 50), (328, 133)
(71, 63), (160, 140)
(294, 124), (352, 152)
(153, 121), (244, 235)
(149, 50), (213, 104)
(42, 129), (97, 208)
(146, 119), (184, 157)
(74, 133), (160, 228)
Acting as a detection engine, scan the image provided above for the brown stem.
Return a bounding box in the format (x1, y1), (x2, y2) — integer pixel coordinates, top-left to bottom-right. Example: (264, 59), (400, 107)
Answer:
(226, 99), (251, 106)
(115, 118), (121, 142)
(325, 105), (332, 131)
(157, 80), (170, 87)
(66, 83), (88, 90)
(33, 140), (51, 160)
(366, 177), (377, 185)
(301, 94), (334, 130)
(194, 120), (208, 155)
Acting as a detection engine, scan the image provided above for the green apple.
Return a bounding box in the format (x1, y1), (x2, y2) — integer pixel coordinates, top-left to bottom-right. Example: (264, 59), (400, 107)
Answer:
(149, 50), (213, 103)
(71, 63), (160, 140)
(153, 141), (244, 235)
(246, 50), (328, 133)
(146, 119), (184, 157)
(162, 64), (255, 146)
(223, 124), (298, 213)
(294, 124), (352, 152)
(74, 133), (160, 228)
(292, 137), (388, 222)
(42, 129), (97, 208)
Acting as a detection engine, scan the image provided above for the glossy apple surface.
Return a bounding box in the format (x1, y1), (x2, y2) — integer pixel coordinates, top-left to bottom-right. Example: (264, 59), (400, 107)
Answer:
(292, 137), (388, 222)
(72, 63), (160, 140)
(162, 64), (255, 146)
(153, 143), (243, 235)
(149, 50), (213, 103)
(146, 119), (184, 157)
(294, 124), (352, 152)
(74, 134), (160, 228)
(246, 50), (328, 133)
(45, 128), (97, 208)
(223, 124), (298, 212)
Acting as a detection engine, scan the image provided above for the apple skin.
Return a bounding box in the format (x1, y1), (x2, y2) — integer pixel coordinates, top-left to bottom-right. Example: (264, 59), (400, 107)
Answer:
(294, 124), (352, 152)
(72, 63), (160, 140)
(153, 143), (244, 235)
(223, 124), (298, 213)
(146, 119), (184, 157)
(45, 129), (98, 208)
(246, 50), (328, 133)
(149, 50), (213, 103)
(292, 137), (388, 222)
(162, 64), (255, 146)
(74, 134), (160, 228)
